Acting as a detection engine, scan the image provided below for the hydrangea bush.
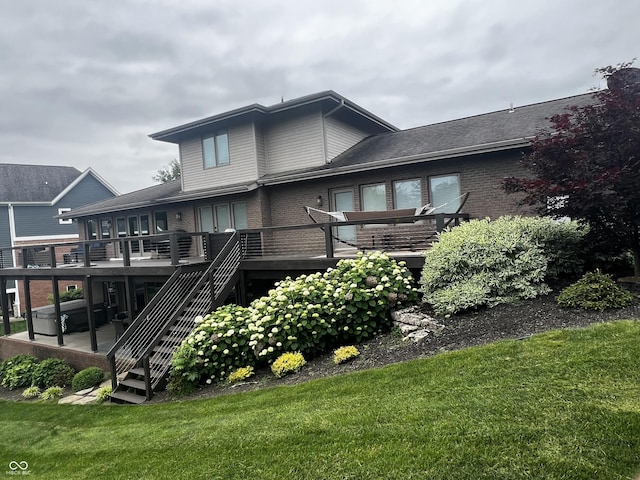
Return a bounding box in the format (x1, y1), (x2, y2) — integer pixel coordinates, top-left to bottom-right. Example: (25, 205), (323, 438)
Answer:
(168, 252), (418, 392)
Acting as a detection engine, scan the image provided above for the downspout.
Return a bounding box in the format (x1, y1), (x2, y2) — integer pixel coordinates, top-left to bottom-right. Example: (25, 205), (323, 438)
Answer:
(322, 99), (346, 164)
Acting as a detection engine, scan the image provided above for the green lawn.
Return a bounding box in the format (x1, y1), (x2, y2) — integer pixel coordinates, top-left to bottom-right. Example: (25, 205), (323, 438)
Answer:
(9, 319), (26, 334)
(1, 320), (639, 479)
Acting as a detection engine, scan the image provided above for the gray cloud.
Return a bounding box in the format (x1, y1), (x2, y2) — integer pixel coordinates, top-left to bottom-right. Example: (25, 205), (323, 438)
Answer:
(0, 0), (637, 193)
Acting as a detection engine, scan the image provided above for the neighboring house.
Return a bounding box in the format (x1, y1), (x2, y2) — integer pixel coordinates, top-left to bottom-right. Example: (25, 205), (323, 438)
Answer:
(0, 164), (118, 312)
(62, 89), (594, 244)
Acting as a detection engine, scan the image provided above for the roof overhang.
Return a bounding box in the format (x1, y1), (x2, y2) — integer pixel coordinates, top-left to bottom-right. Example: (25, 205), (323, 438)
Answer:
(149, 91), (398, 144)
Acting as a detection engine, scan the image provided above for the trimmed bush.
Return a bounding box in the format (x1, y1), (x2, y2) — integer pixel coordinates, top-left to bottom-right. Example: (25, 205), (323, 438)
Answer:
(0, 354), (39, 390)
(47, 287), (84, 304)
(31, 358), (75, 389)
(227, 366), (255, 384)
(168, 251), (418, 392)
(271, 352), (306, 378)
(421, 216), (586, 315)
(333, 346), (360, 364)
(557, 271), (637, 311)
(71, 367), (105, 392)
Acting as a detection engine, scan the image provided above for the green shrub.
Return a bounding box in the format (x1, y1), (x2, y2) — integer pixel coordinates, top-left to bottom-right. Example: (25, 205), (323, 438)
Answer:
(421, 216), (586, 315)
(557, 271), (637, 311)
(31, 358), (75, 389)
(21, 386), (41, 399)
(169, 251), (418, 389)
(0, 354), (39, 390)
(71, 367), (105, 392)
(227, 366), (255, 384)
(94, 386), (112, 403)
(40, 386), (63, 401)
(333, 346), (360, 364)
(271, 352), (306, 378)
(47, 288), (83, 304)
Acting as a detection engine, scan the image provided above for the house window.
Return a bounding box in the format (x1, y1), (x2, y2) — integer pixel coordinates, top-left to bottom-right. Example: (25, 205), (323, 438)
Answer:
(199, 201), (247, 232)
(203, 131), (230, 168)
(66, 285), (77, 292)
(100, 219), (111, 239)
(116, 218), (127, 237)
(87, 219), (98, 239)
(58, 208), (72, 225)
(154, 212), (168, 232)
(429, 174), (461, 213)
(361, 183), (387, 211)
(232, 202), (248, 229)
(140, 215), (150, 236)
(393, 179), (422, 209)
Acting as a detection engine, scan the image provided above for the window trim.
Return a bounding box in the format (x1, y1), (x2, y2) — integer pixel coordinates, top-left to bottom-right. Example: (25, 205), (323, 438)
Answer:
(58, 208), (72, 225)
(360, 183), (387, 212)
(393, 178), (423, 210)
(202, 130), (230, 169)
(428, 173), (462, 213)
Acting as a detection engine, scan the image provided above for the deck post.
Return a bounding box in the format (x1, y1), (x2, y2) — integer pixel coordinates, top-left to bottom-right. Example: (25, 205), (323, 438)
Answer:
(48, 246), (57, 268)
(84, 275), (98, 353)
(1, 277), (10, 336)
(23, 277), (34, 340)
(120, 239), (131, 267)
(324, 223), (334, 258)
(170, 233), (179, 266)
(52, 276), (64, 346)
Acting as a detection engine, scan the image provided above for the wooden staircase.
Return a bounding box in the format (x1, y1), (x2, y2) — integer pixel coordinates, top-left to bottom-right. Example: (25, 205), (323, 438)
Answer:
(107, 234), (243, 404)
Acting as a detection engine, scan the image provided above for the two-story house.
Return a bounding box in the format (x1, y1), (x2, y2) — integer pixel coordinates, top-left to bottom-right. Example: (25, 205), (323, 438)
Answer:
(1, 89), (599, 402)
(0, 164), (118, 312)
(63, 89), (594, 250)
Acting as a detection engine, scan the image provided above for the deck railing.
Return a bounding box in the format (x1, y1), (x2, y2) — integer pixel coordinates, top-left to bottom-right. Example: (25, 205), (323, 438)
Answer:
(238, 212), (470, 259)
(0, 213), (469, 271)
(0, 231), (210, 269)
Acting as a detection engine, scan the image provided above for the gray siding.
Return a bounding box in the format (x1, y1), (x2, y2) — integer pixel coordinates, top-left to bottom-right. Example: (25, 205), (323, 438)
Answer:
(13, 175), (115, 238)
(255, 124), (267, 177)
(0, 206), (13, 268)
(264, 107), (325, 174)
(325, 115), (369, 162)
(181, 122), (259, 192)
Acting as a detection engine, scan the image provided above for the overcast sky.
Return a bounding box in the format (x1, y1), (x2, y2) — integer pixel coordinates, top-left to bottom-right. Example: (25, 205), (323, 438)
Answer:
(0, 0), (638, 194)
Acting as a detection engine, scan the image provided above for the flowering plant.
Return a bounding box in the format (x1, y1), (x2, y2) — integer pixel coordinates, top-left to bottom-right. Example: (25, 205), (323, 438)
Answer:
(168, 252), (419, 393)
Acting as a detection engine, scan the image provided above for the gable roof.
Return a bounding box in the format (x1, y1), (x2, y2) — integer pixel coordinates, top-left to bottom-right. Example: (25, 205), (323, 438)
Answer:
(149, 90), (399, 144)
(0, 164), (120, 204)
(259, 92), (596, 185)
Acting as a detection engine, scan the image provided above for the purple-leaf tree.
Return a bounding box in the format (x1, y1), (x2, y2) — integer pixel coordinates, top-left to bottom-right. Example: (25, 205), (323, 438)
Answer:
(503, 62), (640, 276)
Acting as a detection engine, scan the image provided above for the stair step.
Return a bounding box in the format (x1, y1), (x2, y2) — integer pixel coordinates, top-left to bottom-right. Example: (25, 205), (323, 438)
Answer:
(119, 378), (147, 391)
(110, 390), (147, 405)
(129, 367), (146, 376)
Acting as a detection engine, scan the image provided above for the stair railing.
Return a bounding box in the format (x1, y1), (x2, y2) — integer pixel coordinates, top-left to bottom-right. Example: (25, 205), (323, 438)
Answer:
(139, 233), (243, 389)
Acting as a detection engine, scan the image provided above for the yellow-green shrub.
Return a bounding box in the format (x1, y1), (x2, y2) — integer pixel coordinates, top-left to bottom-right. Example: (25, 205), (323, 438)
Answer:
(271, 352), (306, 378)
(333, 346), (360, 364)
(227, 366), (255, 384)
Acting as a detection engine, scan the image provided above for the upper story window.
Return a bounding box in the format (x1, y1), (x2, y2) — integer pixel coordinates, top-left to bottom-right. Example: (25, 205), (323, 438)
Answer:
(393, 179), (422, 209)
(203, 131), (230, 168)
